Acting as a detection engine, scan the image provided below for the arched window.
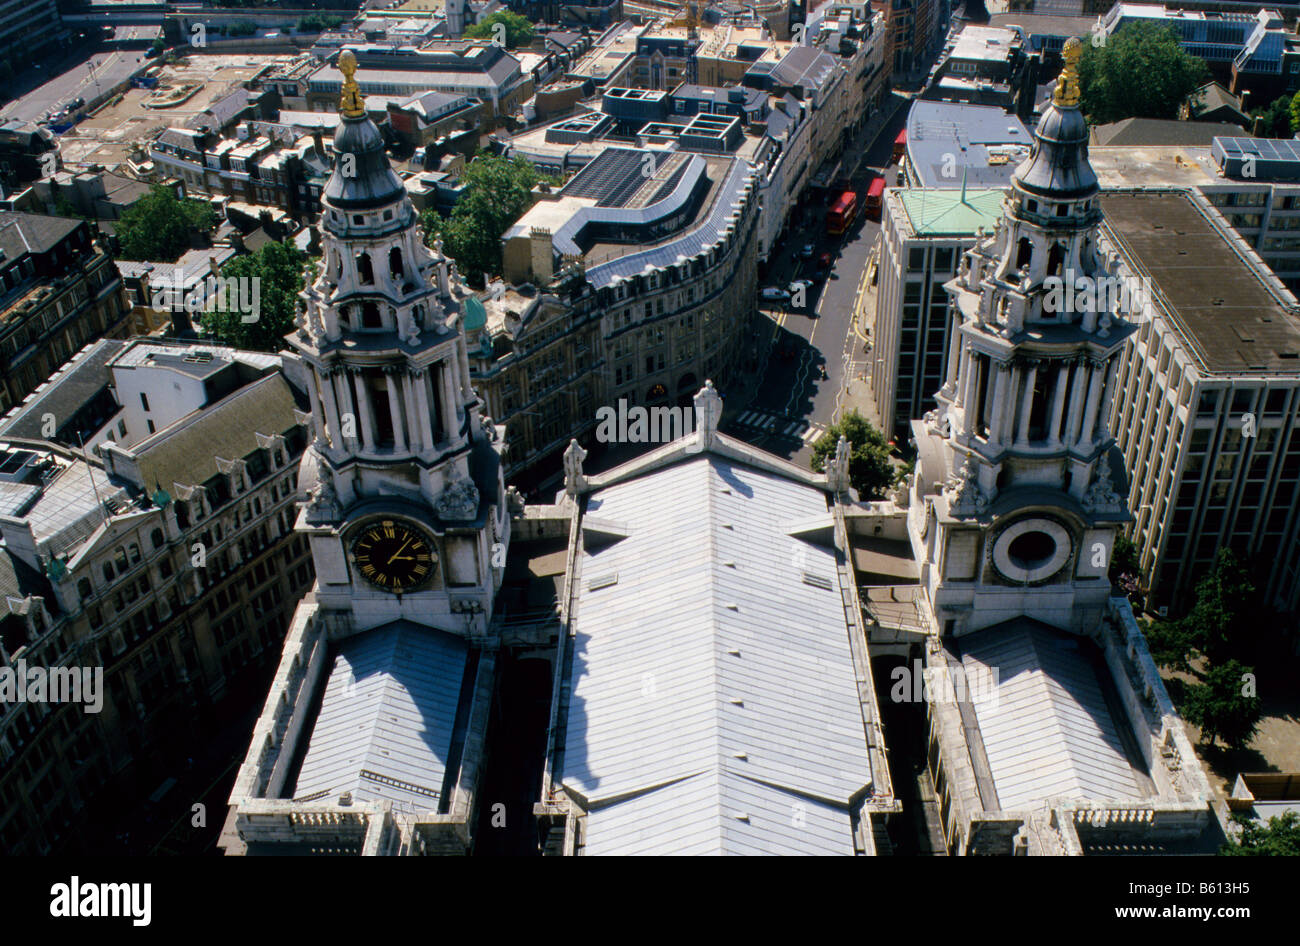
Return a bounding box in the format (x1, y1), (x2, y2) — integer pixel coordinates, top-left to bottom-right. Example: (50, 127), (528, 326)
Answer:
(103, 562), (115, 583)
(1015, 237), (1032, 270)
(128, 543), (141, 564)
(389, 247), (404, 279)
(151, 528), (165, 549)
(1047, 243), (1065, 278)
(362, 302), (382, 329)
(78, 578), (93, 600)
(357, 252), (374, 285)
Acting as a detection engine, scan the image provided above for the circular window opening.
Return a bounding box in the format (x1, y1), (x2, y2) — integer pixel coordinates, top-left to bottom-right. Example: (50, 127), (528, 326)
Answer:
(1008, 531), (1056, 570)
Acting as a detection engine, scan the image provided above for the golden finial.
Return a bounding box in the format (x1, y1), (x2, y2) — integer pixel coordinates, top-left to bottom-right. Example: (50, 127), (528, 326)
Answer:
(1054, 37), (1083, 108)
(338, 49), (366, 119)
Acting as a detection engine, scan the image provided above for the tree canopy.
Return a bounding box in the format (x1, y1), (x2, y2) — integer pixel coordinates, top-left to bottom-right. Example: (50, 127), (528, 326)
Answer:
(1077, 23), (1209, 125)
(1252, 93), (1294, 138)
(1141, 550), (1265, 751)
(199, 241), (308, 352)
(464, 11), (536, 49)
(809, 410), (899, 500)
(420, 155), (556, 284)
(1180, 658), (1263, 751)
(115, 185), (217, 262)
(1221, 811), (1300, 856)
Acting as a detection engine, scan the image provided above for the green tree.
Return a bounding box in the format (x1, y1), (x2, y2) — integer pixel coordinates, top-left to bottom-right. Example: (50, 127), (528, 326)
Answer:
(1078, 22), (1208, 124)
(421, 155), (556, 283)
(1178, 549), (1256, 666)
(1221, 811), (1300, 856)
(463, 11), (536, 49)
(115, 185), (216, 261)
(809, 410), (898, 500)
(1250, 93), (1293, 138)
(199, 241), (308, 351)
(1109, 532), (1141, 595)
(1181, 658), (1262, 750)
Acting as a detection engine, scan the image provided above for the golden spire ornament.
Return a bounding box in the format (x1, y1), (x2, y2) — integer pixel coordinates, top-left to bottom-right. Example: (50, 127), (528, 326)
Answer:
(338, 49), (366, 118)
(1054, 36), (1083, 108)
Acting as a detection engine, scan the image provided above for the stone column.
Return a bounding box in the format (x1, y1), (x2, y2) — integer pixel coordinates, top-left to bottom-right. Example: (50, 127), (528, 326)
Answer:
(402, 374), (423, 452)
(1064, 359), (1088, 446)
(352, 369), (376, 454)
(1096, 360), (1119, 442)
(1047, 361), (1068, 448)
(1015, 362), (1037, 446)
(988, 362), (1012, 443)
(331, 370), (353, 449)
(1079, 360), (1106, 447)
(385, 370), (406, 452)
(441, 359), (459, 440)
(415, 368), (435, 448)
(306, 370), (327, 447)
(945, 326), (964, 387)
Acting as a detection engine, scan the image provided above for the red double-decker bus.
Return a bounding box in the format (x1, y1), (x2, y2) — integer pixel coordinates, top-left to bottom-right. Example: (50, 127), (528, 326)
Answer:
(865, 176), (885, 219)
(826, 190), (858, 237)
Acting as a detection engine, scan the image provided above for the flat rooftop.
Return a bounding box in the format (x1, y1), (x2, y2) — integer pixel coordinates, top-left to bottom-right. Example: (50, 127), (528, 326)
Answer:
(1101, 190), (1300, 374)
(896, 187), (1006, 237)
(1089, 145), (1221, 189)
(906, 100), (1033, 189)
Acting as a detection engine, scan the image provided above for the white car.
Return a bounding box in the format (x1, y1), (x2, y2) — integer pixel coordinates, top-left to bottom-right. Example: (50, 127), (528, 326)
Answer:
(788, 279), (812, 295)
(760, 287), (791, 303)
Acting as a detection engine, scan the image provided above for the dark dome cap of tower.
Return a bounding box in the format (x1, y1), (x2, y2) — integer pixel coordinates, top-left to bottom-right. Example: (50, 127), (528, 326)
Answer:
(1011, 38), (1099, 201)
(322, 50), (407, 211)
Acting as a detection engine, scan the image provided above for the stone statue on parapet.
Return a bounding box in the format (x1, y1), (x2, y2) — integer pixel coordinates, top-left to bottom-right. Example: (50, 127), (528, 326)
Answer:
(563, 439), (588, 497)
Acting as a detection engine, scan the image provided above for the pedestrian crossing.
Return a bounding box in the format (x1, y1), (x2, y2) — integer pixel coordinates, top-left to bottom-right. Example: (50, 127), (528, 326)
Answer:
(733, 410), (828, 444)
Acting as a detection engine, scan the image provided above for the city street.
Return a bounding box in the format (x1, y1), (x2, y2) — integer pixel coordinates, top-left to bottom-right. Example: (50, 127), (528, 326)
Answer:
(721, 93), (912, 465)
(1, 46), (148, 123)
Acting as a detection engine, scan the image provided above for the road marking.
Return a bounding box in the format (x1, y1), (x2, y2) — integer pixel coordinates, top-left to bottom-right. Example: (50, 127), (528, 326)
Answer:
(783, 421), (801, 436)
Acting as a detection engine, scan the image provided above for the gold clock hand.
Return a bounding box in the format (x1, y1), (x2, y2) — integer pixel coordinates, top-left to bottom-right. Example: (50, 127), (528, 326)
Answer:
(386, 536), (412, 565)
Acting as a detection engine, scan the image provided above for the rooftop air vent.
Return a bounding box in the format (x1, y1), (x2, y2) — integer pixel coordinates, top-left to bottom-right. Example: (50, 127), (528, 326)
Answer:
(802, 571), (834, 591)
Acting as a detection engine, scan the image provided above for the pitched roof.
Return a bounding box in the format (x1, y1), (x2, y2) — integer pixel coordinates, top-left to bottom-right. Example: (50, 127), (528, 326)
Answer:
(959, 619), (1144, 810)
(897, 186), (1006, 236)
(1091, 117), (1245, 147)
(0, 212), (81, 259)
(561, 455), (873, 855)
(0, 339), (127, 441)
(291, 621), (471, 814)
(134, 372), (300, 491)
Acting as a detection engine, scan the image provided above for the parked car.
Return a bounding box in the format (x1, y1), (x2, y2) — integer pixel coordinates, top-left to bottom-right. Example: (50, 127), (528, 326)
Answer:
(818, 252), (834, 269)
(787, 280), (812, 306)
(761, 287), (791, 303)
(799, 243), (816, 259)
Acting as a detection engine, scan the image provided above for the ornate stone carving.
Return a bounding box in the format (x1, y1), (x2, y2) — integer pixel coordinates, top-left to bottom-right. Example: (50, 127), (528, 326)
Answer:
(398, 306), (421, 345)
(691, 380), (722, 450)
(308, 472), (339, 517)
(825, 435), (852, 495)
(436, 468), (480, 521)
(563, 439), (588, 497)
(947, 457), (988, 515)
(1082, 453), (1124, 512)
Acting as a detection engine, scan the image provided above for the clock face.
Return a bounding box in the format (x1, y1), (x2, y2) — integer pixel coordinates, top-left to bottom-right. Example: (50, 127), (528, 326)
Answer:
(350, 519), (437, 593)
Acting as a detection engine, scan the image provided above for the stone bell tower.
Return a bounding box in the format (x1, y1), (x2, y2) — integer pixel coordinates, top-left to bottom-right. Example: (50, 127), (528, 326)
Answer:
(290, 50), (509, 637)
(908, 38), (1136, 638)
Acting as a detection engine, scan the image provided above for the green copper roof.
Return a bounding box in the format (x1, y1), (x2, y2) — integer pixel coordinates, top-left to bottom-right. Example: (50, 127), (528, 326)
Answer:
(462, 294), (487, 332)
(897, 187), (1006, 237)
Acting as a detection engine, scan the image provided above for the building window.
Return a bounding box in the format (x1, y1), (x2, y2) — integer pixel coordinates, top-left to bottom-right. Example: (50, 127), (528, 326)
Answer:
(140, 392), (150, 412)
